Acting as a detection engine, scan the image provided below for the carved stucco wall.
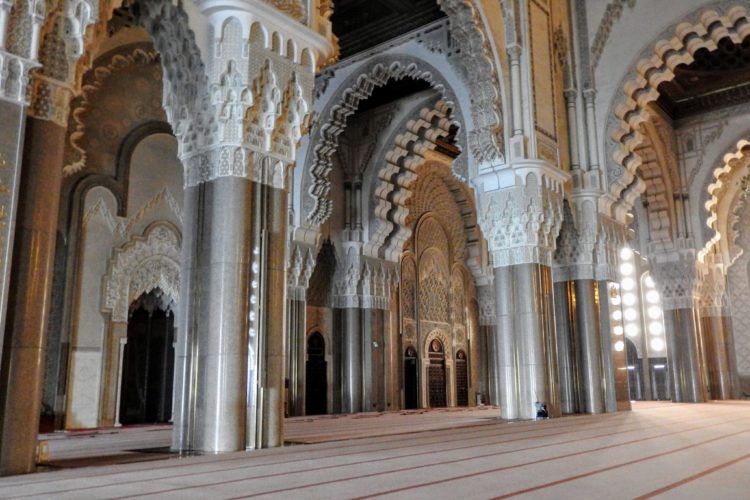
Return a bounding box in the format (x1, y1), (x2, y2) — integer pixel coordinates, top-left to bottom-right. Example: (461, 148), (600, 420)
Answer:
(728, 199), (750, 376)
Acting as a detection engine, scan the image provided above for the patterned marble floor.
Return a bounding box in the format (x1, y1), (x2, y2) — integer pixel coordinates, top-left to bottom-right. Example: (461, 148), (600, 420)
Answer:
(0, 401), (749, 499)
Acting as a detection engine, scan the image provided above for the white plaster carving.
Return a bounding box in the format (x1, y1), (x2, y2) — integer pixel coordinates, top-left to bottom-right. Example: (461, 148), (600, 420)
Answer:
(475, 160), (569, 268)
(605, 5), (750, 222)
(102, 223), (181, 323)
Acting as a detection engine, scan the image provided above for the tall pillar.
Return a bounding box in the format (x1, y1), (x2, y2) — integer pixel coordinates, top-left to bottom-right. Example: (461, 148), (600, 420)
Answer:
(0, 26), (76, 470)
(701, 315), (733, 400)
(167, 0), (335, 452)
(0, 115), (60, 475)
(599, 281), (627, 411)
(285, 297), (306, 416)
(574, 279), (604, 413)
(493, 266), (518, 419)
(476, 160), (568, 420)
(653, 255), (707, 403)
(340, 307), (362, 413)
(476, 284), (496, 405)
(554, 281), (577, 414)
(286, 244), (314, 417)
(697, 263), (737, 400)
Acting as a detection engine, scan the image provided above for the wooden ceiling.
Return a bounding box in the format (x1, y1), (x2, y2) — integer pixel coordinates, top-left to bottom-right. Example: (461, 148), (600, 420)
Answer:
(331, 0), (445, 58)
(657, 35), (750, 120)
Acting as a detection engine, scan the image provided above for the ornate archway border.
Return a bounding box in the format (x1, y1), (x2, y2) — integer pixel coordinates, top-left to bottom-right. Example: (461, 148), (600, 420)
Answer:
(305, 58), (459, 226)
(700, 139), (750, 266)
(606, 5), (750, 220)
(102, 222), (181, 323)
(364, 100), (481, 280)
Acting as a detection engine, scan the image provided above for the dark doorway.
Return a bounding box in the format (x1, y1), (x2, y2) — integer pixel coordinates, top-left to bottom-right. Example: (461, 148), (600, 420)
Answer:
(404, 346), (418, 409)
(305, 332), (327, 415)
(455, 350), (468, 406)
(428, 339), (446, 408)
(119, 290), (175, 425)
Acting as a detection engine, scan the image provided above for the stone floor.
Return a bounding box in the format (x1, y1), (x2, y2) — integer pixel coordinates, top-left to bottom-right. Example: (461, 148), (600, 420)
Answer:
(0, 401), (749, 498)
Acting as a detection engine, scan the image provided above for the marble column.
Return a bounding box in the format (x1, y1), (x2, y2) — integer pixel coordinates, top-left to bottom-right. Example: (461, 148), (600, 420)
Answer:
(259, 185), (287, 448)
(701, 314), (734, 400)
(664, 308), (706, 403)
(599, 281), (627, 411)
(554, 281), (577, 414)
(573, 279), (604, 413)
(493, 266), (517, 419)
(341, 307), (363, 413)
(0, 115), (65, 475)
(495, 264), (559, 420)
(286, 297), (306, 417)
(172, 177), (253, 453)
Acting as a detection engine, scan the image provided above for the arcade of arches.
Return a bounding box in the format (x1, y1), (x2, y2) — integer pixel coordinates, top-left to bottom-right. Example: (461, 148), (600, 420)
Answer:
(0, 0), (749, 481)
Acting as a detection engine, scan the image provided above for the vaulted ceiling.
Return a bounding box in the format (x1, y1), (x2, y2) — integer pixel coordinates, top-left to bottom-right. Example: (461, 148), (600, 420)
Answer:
(331, 0), (445, 58)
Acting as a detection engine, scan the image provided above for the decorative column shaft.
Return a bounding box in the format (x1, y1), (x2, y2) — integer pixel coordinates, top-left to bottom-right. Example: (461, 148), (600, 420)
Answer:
(698, 262), (736, 400)
(652, 252), (707, 403)
(170, 0), (334, 453)
(476, 160), (569, 419)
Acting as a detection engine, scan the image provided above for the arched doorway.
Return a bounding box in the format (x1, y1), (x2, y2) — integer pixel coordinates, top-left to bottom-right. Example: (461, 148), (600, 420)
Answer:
(455, 350), (468, 406)
(305, 332), (327, 415)
(404, 346), (419, 409)
(428, 339), (447, 408)
(119, 290), (175, 425)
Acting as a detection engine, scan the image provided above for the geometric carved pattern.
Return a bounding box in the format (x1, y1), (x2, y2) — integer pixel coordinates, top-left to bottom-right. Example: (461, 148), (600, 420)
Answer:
(701, 139), (750, 266)
(103, 223), (181, 323)
(306, 61), (453, 226)
(727, 200), (750, 374)
(419, 249), (450, 324)
(401, 255), (417, 320)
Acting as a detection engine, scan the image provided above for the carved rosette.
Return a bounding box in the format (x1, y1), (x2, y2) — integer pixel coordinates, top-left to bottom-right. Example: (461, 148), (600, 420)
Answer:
(476, 161), (569, 268)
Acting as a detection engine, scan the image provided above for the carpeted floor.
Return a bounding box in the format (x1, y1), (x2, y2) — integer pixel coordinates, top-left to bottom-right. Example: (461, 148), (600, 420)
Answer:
(1, 401), (749, 499)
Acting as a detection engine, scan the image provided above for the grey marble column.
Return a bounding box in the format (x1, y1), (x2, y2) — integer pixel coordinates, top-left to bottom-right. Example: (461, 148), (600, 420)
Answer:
(0, 115), (66, 475)
(495, 264), (559, 420)
(598, 281), (626, 412)
(286, 298), (306, 417)
(702, 315), (734, 400)
(493, 266), (517, 419)
(341, 307), (363, 413)
(664, 308), (706, 403)
(554, 281), (577, 414)
(172, 176), (253, 453)
(362, 308), (386, 412)
(259, 185), (288, 448)
(517, 264), (559, 419)
(574, 279), (604, 414)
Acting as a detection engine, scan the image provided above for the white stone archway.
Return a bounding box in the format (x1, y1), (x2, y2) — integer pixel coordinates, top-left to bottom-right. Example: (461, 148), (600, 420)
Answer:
(605, 4), (750, 221)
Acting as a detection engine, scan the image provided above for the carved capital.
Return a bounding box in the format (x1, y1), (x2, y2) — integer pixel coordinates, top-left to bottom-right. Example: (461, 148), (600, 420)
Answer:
(650, 249), (700, 311)
(476, 160), (570, 268)
(332, 249), (397, 310)
(27, 73), (73, 126)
